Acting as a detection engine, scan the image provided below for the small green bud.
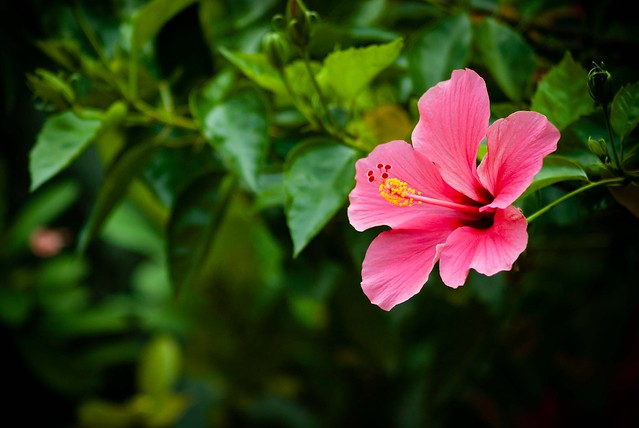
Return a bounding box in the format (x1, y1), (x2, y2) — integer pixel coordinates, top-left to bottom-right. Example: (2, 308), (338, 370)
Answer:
(286, 0), (309, 22)
(262, 31), (290, 70)
(588, 62), (614, 106)
(285, 0), (319, 49)
(271, 14), (286, 32)
(587, 136), (609, 162)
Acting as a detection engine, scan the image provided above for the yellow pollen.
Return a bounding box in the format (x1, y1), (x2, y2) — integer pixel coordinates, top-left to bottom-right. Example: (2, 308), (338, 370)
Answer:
(379, 178), (422, 207)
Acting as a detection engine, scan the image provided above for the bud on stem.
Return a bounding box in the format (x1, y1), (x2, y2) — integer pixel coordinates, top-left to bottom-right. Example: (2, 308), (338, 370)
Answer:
(285, 0), (319, 50)
(262, 31), (290, 70)
(588, 62), (614, 106)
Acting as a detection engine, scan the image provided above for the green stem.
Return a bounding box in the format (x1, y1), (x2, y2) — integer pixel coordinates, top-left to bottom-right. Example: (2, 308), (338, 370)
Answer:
(72, 3), (110, 72)
(602, 105), (623, 172)
(300, 50), (335, 129)
(526, 177), (626, 223)
(278, 57), (361, 152)
(72, 2), (197, 132)
(278, 68), (320, 128)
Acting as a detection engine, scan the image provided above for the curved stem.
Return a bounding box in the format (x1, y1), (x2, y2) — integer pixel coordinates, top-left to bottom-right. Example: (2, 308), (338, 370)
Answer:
(526, 177), (626, 223)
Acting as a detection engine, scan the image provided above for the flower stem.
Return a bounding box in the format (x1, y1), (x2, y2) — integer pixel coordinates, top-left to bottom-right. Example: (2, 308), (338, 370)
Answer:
(526, 177), (626, 223)
(281, 52), (362, 152)
(278, 68), (320, 128)
(602, 105), (623, 172)
(72, 3), (197, 132)
(300, 50), (335, 129)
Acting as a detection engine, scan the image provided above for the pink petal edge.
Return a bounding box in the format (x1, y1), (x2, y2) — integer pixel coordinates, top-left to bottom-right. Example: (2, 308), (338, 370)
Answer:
(438, 206), (528, 288)
(412, 68), (491, 202)
(478, 111), (560, 210)
(361, 216), (460, 310)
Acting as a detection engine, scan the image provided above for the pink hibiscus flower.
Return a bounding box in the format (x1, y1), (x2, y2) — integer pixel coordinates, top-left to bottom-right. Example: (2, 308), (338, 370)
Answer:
(347, 68), (560, 310)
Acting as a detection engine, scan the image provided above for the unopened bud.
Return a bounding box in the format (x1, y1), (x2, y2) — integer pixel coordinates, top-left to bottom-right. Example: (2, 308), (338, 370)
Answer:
(271, 14), (286, 32)
(285, 0), (319, 49)
(588, 62), (614, 106)
(262, 31), (290, 70)
(587, 136), (609, 162)
(286, 0), (308, 22)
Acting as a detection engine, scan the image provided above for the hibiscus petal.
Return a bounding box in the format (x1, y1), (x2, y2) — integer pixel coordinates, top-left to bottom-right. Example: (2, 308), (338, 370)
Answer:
(478, 111), (560, 210)
(412, 68), (491, 202)
(348, 140), (465, 232)
(438, 206), (528, 288)
(361, 216), (460, 310)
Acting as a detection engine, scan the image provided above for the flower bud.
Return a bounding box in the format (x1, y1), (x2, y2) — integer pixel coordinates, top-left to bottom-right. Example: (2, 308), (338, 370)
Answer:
(271, 14), (286, 32)
(286, 0), (308, 22)
(285, 0), (319, 49)
(587, 136), (609, 162)
(588, 62), (614, 106)
(262, 31), (290, 70)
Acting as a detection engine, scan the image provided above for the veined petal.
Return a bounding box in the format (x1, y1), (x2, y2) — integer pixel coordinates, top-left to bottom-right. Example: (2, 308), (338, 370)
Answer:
(438, 206), (528, 288)
(348, 140), (467, 232)
(412, 68), (491, 202)
(361, 216), (460, 310)
(478, 111), (560, 210)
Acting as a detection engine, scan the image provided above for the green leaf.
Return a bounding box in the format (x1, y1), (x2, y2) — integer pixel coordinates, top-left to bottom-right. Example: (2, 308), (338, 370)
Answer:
(284, 139), (358, 256)
(408, 13), (472, 94)
(142, 145), (217, 208)
(26, 68), (75, 109)
(219, 47), (286, 95)
(78, 141), (162, 252)
(531, 51), (594, 131)
(167, 173), (233, 292)
(611, 81), (639, 140)
(132, 0), (198, 51)
(29, 111), (103, 191)
(35, 39), (109, 81)
(518, 155), (589, 200)
(474, 17), (536, 101)
(189, 68), (237, 126)
(320, 37), (404, 100)
(101, 202), (164, 260)
(200, 87), (269, 192)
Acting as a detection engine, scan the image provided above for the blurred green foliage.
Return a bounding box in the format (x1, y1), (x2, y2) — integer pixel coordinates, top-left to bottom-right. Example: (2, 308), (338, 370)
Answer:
(1, 0), (639, 427)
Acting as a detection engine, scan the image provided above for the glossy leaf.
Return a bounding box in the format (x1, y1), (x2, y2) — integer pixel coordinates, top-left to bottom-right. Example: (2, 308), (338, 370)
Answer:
(219, 48), (286, 95)
(320, 37), (404, 100)
(531, 51), (594, 131)
(142, 145), (217, 208)
(29, 111), (103, 191)
(611, 81), (639, 140)
(78, 141), (162, 253)
(408, 13), (472, 94)
(132, 0), (198, 51)
(284, 139), (358, 256)
(199, 87), (269, 192)
(189, 68), (237, 126)
(518, 155), (589, 200)
(167, 173), (233, 292)
(101, 202), (164, 260)
(474, 17), (536, 101)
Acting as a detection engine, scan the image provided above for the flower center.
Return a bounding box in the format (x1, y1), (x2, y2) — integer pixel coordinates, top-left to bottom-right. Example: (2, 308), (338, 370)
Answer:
(367, 163), (482, 215)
